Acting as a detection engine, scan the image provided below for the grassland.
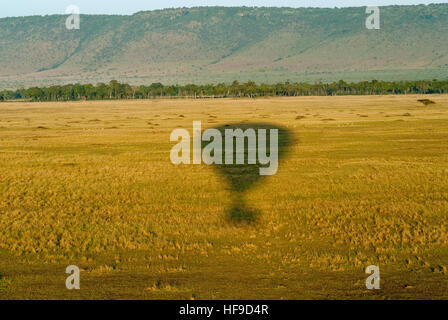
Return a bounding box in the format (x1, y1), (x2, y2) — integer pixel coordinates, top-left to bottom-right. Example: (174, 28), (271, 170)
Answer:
(0, 96), (448, 299)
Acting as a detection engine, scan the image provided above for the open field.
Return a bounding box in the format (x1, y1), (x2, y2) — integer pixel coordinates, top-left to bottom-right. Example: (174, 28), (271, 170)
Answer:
(0, 96), (448, 299)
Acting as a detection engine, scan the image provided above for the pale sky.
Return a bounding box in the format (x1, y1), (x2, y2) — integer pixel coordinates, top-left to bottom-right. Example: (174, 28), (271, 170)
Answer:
(1, 0), (447, 18)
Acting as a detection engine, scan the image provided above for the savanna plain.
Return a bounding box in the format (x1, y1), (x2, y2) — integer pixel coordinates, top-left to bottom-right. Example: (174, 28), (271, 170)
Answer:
(0, 95), (448, 299)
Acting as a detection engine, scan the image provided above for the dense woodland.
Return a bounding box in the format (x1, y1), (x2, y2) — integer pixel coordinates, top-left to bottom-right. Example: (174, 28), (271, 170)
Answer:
(1, 80), (448, 102)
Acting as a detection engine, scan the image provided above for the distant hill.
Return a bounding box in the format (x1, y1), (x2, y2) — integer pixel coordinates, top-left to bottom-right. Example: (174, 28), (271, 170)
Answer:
(1, 4), (448, 89)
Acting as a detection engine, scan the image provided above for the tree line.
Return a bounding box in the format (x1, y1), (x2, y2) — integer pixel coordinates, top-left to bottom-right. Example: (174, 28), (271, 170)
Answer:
(1, 79), (448, 102)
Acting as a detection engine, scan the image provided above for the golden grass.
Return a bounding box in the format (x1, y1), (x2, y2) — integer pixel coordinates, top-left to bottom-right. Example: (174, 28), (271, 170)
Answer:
(0, 95), (448, 299)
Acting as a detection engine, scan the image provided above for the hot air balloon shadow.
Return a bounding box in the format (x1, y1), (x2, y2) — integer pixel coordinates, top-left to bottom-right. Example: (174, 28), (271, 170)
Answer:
(203, 123), (293, 223)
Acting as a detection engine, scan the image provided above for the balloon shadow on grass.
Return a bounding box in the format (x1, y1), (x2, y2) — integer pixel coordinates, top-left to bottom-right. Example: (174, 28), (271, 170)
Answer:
(204, 123), (293, 223)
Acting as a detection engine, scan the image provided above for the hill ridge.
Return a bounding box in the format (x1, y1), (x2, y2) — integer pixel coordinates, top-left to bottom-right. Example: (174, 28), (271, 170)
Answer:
(1, 4), (448, 89)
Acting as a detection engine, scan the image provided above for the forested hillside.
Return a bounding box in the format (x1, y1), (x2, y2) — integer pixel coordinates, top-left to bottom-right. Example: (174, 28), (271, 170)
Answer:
(1, 4), (448, 88)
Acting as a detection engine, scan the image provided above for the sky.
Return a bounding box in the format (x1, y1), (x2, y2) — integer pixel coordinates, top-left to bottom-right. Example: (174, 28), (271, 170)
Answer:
(1, 0), (447, 18)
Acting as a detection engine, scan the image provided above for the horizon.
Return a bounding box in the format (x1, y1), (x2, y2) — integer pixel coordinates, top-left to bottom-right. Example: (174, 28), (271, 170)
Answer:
(1, 1), (448, 18)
